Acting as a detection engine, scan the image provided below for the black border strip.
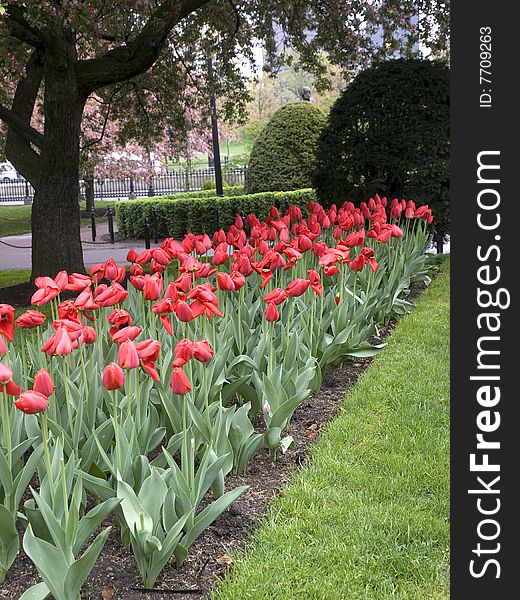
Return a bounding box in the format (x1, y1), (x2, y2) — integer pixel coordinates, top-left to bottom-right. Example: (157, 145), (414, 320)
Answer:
(451, 1), (517, 597)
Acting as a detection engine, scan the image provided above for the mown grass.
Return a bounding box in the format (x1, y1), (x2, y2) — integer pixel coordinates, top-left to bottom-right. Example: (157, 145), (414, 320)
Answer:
(0, 269), (31, 290)
(0, 201), (116, 238)
(213, 258), (450, 600)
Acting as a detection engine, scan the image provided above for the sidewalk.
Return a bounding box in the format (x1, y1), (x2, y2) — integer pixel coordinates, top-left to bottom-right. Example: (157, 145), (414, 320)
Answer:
(0, 222), (145, 271)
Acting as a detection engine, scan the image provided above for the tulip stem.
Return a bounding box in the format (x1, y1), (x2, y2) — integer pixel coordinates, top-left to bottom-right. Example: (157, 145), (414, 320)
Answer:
(202, 365), (210, 430)
(112, 390), (122, 470)
(181, 393), (188, 481)
(63, 357), (74, 435)
(40, 411), (55, 501)
(135, 367), (141, 432)
(60, 458), (69, 523)
(0, 391), (12, 472)
(78, 342), (89, 399)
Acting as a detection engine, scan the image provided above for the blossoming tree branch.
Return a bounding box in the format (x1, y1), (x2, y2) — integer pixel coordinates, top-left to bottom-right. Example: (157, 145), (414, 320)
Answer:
(0, 0), (448, 279)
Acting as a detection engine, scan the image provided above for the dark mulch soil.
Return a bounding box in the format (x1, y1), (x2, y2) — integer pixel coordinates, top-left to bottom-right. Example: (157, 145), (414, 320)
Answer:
(1, 279), (432, 600)
(0, 282), (35, 307)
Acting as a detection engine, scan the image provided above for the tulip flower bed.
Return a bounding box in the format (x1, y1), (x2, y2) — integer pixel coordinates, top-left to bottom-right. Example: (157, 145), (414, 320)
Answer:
(0, 196), (434, 599)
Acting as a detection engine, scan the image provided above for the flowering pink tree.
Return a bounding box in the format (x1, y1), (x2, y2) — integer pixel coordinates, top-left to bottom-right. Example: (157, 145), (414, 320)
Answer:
(0, 0), (448, 279)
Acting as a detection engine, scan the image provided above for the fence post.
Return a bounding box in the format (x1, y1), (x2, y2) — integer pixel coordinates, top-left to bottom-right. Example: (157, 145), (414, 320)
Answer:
(151, 207), (159, 244)
(23, 180), (32, 205)
(144, 217), (151, 249)
(148, 176), (155, 197)
(129, 178), (136, 200)
(107, 207), (115, 244)
(90, 207), (97, 242)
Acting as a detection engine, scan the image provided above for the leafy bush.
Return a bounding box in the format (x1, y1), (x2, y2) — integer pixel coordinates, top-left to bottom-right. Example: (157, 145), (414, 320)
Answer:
(202, 178), (232, 191)
(245, 102), (326, 194)
(313, 59), (450, 242)
(116, 188), (316, 238)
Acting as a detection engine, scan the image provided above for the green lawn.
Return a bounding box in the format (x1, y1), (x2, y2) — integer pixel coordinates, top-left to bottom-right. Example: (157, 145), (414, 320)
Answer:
(213, 259), (450, 600)
(0, 269), (31, 289)
(0, 204), (33, 237)
(0, 201), (117, 238)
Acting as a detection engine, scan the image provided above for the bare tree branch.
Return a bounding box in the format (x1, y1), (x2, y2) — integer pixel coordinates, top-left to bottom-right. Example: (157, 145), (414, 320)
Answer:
(0, 105), (43, 148)
(76, 0), (211, 94)
(4, 3), (48, 49)
(4, 51), (44, 184)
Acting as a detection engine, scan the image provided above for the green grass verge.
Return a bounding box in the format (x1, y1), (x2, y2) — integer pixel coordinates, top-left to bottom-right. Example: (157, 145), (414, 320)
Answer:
(213, 259), (450, 600)
(0, 269), (31, 289)
(0, 204), (33, 237)
(0, 201), (117, 238)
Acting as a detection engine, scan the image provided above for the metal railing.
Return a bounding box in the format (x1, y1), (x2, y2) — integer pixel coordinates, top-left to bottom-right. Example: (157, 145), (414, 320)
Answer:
(0, 167), (246, 204)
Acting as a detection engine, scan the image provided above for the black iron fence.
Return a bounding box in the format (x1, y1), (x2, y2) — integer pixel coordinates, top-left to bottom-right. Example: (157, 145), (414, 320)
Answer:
(0, 167), (246, 204)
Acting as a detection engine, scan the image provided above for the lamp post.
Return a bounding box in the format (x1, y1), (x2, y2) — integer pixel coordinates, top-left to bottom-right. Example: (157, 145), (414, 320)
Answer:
(207, 56), (224, 197)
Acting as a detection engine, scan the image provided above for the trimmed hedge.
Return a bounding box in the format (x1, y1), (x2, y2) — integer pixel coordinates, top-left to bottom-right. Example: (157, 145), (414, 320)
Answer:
(245, 102), (327, 194)
(116, 186), (243, 239)
(116, 188), (316, 239)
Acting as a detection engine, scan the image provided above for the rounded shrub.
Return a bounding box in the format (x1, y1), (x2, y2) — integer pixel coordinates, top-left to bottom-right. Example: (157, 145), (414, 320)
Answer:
(245, 102), (327, 194)
(313, 59), (450, 242)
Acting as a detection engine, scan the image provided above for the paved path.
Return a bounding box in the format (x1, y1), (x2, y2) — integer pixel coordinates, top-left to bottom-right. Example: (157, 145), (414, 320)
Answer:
(0, 223), (146, 271)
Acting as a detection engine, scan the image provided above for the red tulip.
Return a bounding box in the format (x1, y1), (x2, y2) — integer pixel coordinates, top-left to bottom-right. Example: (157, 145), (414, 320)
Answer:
(130, 263), (143, 276)
(94, 283), (128, 307)
(110, 326), (142, 344)
(0, 304), (15, 341)
(172, 338), (194, 368)
(54, 270), (69, 291)
(75, 288), (100, 312)
(349, 254), (366, 272)
(216, 272), (235, 291)
(212, 242), (229, 266)
(14, 391), (49, 414)
(108, 308), (132, 330)
(170, 368), (192, 395)
(307, 270), (323, 297)
(263, 288), (288, 305)
(151, 248), (172, 266)
(192, 340), (214, 363)
(33, 369), (54, 397)
(102, 362), (125, 390)
(323, 265), (339, 277)
(343, 229), (365, 247)
(79, 326), (97, 345)
(264, 302), (279, 322)
(361, 248), (379, 272)
(41, 327), (74, 356)
(286, 278), (310, 298)
(15, 310), (46, 329)
(118, 340), (140, 369)
(66, 273), (92, 292)
(229, 270), (246, 290)
(0, 362), (13, 384)
(0, 379), (21, 396)
(31, 283), (60, 307)
(58, 300), (83, 325)
(89, 263), (105, 283)
(0, 336), (6, 357)
(174, 300), (195, 322)
(390, 224), (404, 238)
(127, 248), (138, 263)
(104, 258), (119, 281)
(142, 275), (163, 301)
(377, 227), (393, 244)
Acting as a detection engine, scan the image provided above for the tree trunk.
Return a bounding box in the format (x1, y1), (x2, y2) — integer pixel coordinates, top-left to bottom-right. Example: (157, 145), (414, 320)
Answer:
(85, 176), (95, 213)
(31, 39), (86, 279)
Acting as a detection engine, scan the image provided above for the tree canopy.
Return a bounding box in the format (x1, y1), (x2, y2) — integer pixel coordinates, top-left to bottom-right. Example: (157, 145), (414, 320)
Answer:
(313, 58), (450, 242)
(0, 0), (450, 278)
